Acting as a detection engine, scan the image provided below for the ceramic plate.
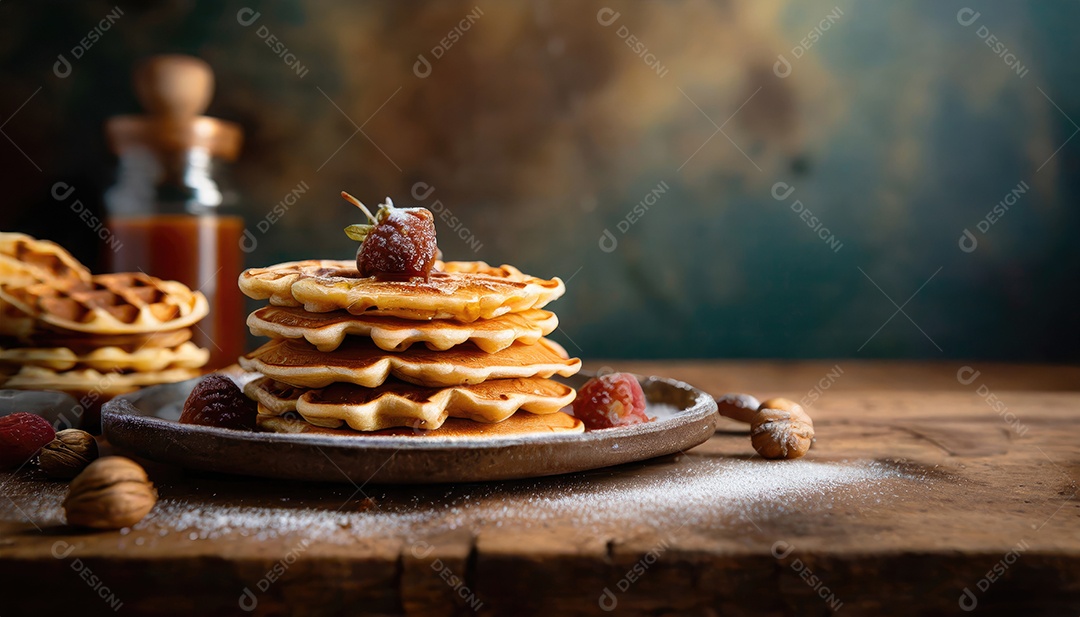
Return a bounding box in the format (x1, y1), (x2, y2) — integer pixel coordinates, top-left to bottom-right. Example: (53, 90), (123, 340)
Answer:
(101, 373), (718, 484)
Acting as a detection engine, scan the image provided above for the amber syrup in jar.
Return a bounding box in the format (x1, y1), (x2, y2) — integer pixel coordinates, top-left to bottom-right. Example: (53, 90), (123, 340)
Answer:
(104, 55), (245, 369)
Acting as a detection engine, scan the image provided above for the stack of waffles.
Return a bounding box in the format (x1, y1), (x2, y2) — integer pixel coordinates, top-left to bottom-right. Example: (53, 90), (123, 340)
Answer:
(237, 259), (585, 436)
(0, 232), (210, 399)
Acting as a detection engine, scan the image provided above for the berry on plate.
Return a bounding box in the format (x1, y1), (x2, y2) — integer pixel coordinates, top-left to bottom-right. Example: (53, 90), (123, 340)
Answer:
(179, 374), (257, 431)
(571, 373), (649, 430)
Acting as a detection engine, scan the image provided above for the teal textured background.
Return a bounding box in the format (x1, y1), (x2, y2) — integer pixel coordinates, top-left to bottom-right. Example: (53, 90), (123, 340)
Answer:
(1, 1), (1077, 360)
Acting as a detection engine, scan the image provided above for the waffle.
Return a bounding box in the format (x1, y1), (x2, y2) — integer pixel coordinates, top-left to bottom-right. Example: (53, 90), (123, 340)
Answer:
(18, 328), (194, 354)
(247, 305), (559, 353)
(0, 299), (36, 338)
(0, 272), (209, 335)
(0, 233), (93, 337)
(257, 410), (584, 437)
(0, 233), (211, 395)
(239, 337), (581, 389)
(245, 375), (576, 431)
(0, 341), (208, 372)
(0, 232), (91, 286)
(3, 365), (201, 395)
(239, 260), (565, 321)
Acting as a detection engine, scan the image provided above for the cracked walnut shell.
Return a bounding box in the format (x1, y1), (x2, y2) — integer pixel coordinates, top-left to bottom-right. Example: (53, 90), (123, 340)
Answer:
(39, 429), (98, 478)
(750, 399), (815, 460)
(63, 456), (157, 529)
(714, 393), (761, 424)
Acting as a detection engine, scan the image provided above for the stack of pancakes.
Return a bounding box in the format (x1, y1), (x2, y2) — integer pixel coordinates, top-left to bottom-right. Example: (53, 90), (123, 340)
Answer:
(0, 232), (210, 399)
(237, 259), (585, 436)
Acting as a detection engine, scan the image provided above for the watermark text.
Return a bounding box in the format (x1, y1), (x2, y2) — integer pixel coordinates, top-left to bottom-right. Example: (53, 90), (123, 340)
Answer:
(599, 180), (669, 253)
(54, 6), (124, 78)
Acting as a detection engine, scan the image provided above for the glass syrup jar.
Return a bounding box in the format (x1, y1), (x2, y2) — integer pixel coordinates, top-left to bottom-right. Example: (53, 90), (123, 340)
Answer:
(104, 55), (245, 370)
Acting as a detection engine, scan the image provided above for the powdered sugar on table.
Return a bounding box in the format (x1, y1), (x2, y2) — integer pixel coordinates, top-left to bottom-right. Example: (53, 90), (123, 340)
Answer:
(0, 457), (919, 547)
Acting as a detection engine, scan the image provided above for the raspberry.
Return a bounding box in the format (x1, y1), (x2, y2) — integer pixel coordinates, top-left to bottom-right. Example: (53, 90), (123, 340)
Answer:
(571, 373), (649, 430)
(342, 193), (438, 281)
(0, 412), (56, 469)
(179, 374), (257, 431)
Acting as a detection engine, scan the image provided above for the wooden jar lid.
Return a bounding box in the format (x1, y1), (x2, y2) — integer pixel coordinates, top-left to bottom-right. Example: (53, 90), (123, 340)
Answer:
(105, 55), (242, 161)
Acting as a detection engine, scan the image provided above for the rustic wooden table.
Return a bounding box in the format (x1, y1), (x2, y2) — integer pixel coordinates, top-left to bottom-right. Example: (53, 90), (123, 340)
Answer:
(2, 361), (1078, 616)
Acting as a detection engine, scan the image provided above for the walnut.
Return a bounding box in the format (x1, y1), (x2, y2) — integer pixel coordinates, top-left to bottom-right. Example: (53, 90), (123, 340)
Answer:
(63, 457), (157, 529)
(750, 398), (815, 460)
(39, 429), (98, 478)
(714, 393), (761, 424)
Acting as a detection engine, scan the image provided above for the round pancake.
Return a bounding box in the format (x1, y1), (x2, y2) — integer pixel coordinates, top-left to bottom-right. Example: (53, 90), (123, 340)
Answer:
(244, 376), (307, 415)
(245, 374), (576, 431)
(239, 337), (581, 389)
(256, 410), (584, 438)
(247, 305), (559, 353)
(239, 260), (565, 322)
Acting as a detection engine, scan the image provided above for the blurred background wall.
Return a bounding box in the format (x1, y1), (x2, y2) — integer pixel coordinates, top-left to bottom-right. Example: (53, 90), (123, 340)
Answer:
(1, 0), (1077, 360)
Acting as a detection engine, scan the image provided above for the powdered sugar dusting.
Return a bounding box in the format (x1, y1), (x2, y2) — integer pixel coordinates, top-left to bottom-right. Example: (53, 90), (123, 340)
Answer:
(472, 458), (913, 532)
(646, 402), (683, 421)
(1, 458), (917, 545)
(0, 475), (67, 528)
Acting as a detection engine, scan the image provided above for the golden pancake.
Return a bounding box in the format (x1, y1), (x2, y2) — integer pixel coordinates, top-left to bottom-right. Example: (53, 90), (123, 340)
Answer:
(239, 337), (581, 389)
(243, 376), (307, 415)
(247, 305), (559, 353)
(0, 272), (209, 335)
(0, 341), (208, 372)
(238, 260), (564, 321)
(257, 410), (584, 437)
(245, 375), (575, 431)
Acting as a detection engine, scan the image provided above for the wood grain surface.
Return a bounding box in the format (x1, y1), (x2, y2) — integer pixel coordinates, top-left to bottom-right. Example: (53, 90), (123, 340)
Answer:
(1, 361), (1078, 616)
